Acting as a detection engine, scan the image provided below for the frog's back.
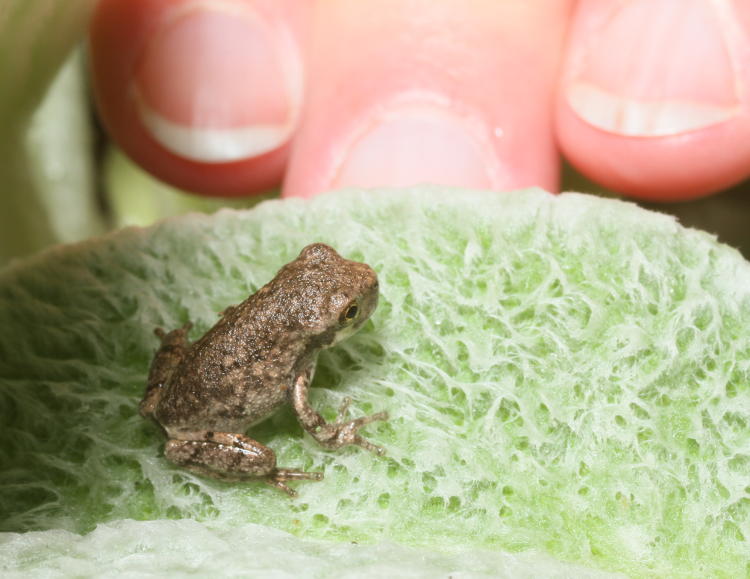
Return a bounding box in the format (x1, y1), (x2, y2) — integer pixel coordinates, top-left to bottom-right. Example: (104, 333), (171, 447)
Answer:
(154, 305), (305, 433)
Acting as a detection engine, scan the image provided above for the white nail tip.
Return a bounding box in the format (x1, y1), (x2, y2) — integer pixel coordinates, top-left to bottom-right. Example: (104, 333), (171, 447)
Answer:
(568, 82), (738, 137)
(136, 99), (291, 163)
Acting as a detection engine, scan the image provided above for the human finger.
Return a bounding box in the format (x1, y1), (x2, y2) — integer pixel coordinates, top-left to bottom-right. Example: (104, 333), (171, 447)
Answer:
(556, 0), (750, 201)
(90, 0), (311, 196)
(282, 0), (572, 198)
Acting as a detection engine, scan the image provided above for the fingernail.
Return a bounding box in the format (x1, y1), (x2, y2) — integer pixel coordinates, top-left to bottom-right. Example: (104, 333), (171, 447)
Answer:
(133, 3), (301, 162)
(565, 0), (740, 137)
(331, 100), (499, 190)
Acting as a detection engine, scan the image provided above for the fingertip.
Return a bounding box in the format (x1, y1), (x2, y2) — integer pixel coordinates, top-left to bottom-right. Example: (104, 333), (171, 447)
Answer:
(283, 1), (571, 198)
(557, 102), (750, 201)
(556, 0), (750, 200)
(90, 0), (308, 196)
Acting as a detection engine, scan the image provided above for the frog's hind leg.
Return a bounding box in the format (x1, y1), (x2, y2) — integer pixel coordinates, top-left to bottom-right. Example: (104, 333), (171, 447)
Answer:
(140, 322), (192, 418)
(164, 430), (323, 497)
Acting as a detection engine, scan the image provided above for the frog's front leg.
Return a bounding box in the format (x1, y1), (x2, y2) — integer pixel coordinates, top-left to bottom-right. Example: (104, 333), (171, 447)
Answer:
(290, 368), (388, 455)
(140, 322), (193, 418)
(164, 430), (323, 496)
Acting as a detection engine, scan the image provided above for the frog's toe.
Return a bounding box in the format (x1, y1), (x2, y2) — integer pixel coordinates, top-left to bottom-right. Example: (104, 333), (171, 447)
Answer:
(266, 479), (298, 497)
(367, 410), (389, 424)
(335, 397), (353, 421)
(344, 410), (389, 430)
(266, 468), (323, 496)
(354, 435), (387, 456)
(274, 468), (324, 482)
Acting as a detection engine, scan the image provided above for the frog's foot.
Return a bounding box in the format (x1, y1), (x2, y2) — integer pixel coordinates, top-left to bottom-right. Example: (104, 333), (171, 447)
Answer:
(265, 469), (324, 497)
(164, 431), (322, 496)
(314, 397), (389, 455)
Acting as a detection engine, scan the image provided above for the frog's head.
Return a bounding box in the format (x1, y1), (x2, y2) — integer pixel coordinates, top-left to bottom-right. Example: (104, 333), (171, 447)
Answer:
(274, 243), (379, 347)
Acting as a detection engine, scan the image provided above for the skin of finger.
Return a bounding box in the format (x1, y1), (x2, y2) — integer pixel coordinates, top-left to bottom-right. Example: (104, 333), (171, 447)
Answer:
(89, 0), (311, 197)
(282, 0), (573, 198)
(556, 0), (750, 201)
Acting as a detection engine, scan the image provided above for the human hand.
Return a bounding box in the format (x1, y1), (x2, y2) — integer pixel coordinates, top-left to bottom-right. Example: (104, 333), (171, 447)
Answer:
(89, 0), (750, 201)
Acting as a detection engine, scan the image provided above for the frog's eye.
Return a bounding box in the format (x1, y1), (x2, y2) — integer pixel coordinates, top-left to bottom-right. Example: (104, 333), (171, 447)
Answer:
(341, 303), (359, 325)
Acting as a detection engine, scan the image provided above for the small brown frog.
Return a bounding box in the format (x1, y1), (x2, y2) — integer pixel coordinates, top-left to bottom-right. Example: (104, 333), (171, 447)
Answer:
(140, 243), (387, 496)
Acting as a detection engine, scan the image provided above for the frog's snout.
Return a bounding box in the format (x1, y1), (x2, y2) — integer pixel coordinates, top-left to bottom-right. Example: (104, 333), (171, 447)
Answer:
(357, 274), (379, 326)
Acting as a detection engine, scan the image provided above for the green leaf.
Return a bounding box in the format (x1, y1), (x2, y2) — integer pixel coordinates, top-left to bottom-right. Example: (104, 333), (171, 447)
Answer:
(1, 188), (749, 577)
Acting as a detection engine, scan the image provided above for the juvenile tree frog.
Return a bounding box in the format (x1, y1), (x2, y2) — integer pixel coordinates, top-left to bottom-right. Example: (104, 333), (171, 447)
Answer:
(140, 243), (387, 496)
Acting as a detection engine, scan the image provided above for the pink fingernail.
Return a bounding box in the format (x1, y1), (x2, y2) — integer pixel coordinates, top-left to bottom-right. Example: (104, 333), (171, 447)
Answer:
(133, 2), (302, 162)
(331, 99), (502, 190)
(566, 0), (740, 137)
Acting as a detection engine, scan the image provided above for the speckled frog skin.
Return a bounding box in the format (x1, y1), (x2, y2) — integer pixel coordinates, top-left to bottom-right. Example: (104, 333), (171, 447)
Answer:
(140, 243), (387, 495)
